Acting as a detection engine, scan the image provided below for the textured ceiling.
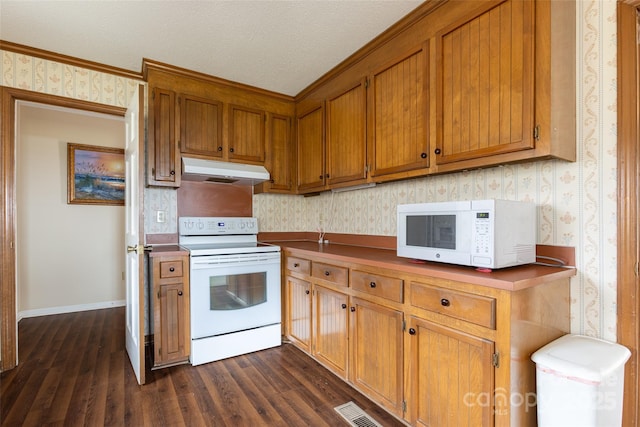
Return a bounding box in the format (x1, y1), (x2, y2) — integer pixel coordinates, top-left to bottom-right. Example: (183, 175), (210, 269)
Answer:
(0, 0), (423, 96)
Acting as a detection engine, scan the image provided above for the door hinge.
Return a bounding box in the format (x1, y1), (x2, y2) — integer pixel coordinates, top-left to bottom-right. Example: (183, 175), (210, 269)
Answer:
(152, 89), (155, 100)
(157, 290), (161, 299)
(402, 319), (406, 331)
(365, 78), (370, 89)
(635, 261), (639, 277)
(533, 125), (540, 141)
(402, 400), (407, 413)
(9, 241), (13, 249)
(492, 353), (500, 368)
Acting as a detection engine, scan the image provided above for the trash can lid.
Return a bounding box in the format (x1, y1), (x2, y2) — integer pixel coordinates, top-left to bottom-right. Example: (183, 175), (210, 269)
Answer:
(531, 334), (631, 383)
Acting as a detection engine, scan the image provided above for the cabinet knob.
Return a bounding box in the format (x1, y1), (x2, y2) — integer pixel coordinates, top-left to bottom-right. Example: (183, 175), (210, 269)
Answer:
(319, 175), (323, 180)
(217, 146), (223, 152)
(324, 271), (330, 276)
(169, 267), (175, 272)
(178, 291), (183, 296)
(229, 147), (235, 153)
(341, 303), (347, 309)
(350, 306), (355, 312)
(305, 290), (310, 295)
(170, 170), (175, 175)
(294, 263), (300, 267)
(420, 152), (427, 159)
(369, 281), (376, 288)
(440, 298), (450, 307)
(408, 328), (416, 335)
(434, 148), (442, 155)
(326, 173), (330, 178)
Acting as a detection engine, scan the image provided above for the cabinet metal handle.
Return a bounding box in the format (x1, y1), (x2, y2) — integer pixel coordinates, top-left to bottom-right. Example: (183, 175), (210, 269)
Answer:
(441, 298), (450, 307)
(434, 148), (442, 155)
(326, 173), (330, 178)
(324, 271), (330, 276)
(408, 328), (416, 335)
(420, 152), (427, 159)
(350, 307), (355, 312)
(178, 291), (183, 296)
(341, 303), (347, 309)
(169, 267), (175, 272)
(319, 175), (323, 180)
(369, 281), (376, 288)
(217, 146), (223, 151)
(170, 170), (175, 175)
(230, 147), (235, 153)
(305, 290), (310, 295)
(294, 263), (300, 267)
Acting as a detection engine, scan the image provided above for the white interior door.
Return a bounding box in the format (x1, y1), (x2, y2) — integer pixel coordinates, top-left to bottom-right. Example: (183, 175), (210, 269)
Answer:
(125, 84), (145, 385)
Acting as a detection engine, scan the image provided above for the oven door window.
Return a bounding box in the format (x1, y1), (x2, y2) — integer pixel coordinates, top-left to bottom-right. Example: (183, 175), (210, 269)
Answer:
(209, 272), (267, 310)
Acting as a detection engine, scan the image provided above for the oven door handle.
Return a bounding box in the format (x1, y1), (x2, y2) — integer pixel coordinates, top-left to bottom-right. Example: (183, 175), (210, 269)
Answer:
(190, 253), (281, 267)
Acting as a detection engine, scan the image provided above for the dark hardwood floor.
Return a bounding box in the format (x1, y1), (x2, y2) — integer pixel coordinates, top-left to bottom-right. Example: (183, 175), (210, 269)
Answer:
(1, 307), (405, 426)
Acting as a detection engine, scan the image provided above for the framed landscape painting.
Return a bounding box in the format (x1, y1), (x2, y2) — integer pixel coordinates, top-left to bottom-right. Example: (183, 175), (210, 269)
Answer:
(67, 143), (125, 205)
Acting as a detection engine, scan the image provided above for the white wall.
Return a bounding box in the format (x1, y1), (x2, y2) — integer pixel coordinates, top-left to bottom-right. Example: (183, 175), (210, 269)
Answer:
(16, 102), (126, 317)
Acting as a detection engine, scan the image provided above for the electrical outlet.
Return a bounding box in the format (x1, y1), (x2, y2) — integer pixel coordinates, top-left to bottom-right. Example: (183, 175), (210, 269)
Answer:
(156, 210), (166, 223)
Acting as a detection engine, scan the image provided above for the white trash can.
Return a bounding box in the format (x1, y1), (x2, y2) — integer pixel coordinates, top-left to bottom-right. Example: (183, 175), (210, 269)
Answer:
(531, 334), (631, 427)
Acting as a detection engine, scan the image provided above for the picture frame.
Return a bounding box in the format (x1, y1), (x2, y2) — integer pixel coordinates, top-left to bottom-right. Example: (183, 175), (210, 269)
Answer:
(67, 143), (125, 206)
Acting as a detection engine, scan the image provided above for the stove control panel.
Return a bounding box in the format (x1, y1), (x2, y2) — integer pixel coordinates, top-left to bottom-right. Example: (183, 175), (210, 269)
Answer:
(179, 217), (258, 235)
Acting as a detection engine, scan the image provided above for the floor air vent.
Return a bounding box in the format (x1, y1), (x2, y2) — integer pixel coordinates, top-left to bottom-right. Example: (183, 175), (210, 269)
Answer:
(334, 401), (383, 427)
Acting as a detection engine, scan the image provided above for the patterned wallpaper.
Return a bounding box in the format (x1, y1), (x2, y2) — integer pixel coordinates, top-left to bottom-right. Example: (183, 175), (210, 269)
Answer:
(255, 0), (619, 340)
(0, 0), (619, 340)
(0, 50), (140, 107)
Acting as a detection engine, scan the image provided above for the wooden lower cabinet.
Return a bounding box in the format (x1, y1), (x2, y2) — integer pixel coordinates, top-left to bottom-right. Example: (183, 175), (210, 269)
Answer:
(283, 249), (571, 427)
(407, 316), (494, 427)
(313, 285), (349, 379)
(350, 297), (404, 417)
(149, 252), (190, 368)
(285, 275), (312, 352)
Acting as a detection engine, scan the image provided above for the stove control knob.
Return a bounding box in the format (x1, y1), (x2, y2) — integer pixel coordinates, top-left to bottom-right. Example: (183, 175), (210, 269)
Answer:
(197, 221), (204, 230)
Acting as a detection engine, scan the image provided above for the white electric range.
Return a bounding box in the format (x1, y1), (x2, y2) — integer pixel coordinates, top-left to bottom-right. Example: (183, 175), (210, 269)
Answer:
(178, 216), (281, 366)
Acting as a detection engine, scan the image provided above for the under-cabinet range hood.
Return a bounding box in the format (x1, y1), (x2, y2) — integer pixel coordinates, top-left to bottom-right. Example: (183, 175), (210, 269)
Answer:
(181, 157), (270, 185)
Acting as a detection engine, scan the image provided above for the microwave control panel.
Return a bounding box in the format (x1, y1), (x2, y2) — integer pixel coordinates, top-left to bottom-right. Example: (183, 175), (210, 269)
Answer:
(472, 211), (493, 259)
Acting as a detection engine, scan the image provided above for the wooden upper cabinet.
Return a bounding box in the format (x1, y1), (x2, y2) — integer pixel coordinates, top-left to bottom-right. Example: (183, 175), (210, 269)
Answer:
(264, 113), (293, 192)
(179, 94), (223, 158)
(229, 104), (266, 164)
(326, 79), (367, 186)
(435, 0), (535, 165)
(296, 104), (325, 192)
(369, 43), (429, 178)
(149, 87), (180, 187)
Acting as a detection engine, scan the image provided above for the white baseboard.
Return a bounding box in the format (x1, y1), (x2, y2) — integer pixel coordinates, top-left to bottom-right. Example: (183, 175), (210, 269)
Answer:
(18, 300), (126, 321)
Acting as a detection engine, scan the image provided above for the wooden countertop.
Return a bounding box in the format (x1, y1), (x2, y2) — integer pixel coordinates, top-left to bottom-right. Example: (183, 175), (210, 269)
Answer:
(148, 244), (188, 257)
(276, 240), (576, 292)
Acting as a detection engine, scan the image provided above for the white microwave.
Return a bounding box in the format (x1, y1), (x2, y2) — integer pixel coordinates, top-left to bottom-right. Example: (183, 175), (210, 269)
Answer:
(397, 199), (536, 269)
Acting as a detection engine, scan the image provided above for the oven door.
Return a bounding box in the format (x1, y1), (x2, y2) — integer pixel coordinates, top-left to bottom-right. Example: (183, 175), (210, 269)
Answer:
(189, 252), (281, 340)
